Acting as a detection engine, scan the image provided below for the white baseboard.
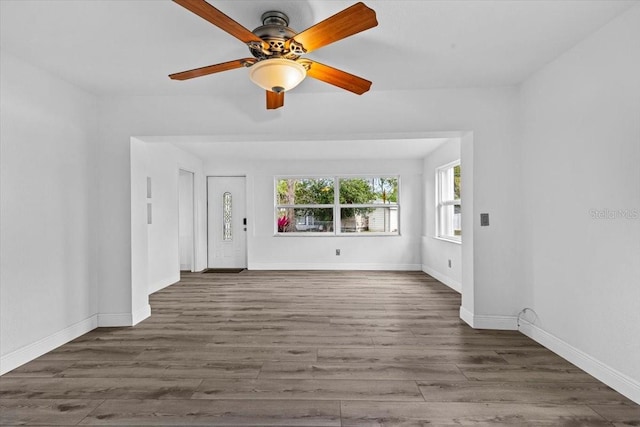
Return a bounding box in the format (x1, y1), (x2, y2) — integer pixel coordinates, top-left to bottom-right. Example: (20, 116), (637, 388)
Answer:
(97, 312), (134, 327)
(459, 306), (518, 330)
(98, 304), (151, 327)
(248, 263), (421, 271)
(132, 303), (151, 326)
(459, 306), (474, 327)
(519, 319), (640, 405)
(1, 305), (152, 376)
(422, 265), (461, 293)
(0, 315), (98, 375)
(148, 274), (180, 295)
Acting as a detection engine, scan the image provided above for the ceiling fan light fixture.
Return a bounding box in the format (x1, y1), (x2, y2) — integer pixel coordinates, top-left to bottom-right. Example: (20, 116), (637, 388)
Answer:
(249, 58), (306, 93)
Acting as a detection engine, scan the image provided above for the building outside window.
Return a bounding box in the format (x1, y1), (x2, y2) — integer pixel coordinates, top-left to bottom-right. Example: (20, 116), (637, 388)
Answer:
(275, 176), (399, 235)
(436, 161), (461, 241)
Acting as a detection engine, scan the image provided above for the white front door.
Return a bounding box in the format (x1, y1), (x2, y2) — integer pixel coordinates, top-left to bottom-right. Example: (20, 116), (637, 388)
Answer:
(207, 176), (247, 268)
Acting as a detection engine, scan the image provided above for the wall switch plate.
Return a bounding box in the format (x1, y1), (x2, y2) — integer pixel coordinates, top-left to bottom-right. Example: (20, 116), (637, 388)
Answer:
(480, 213), (490, 226)
(336, 249), (341, 256)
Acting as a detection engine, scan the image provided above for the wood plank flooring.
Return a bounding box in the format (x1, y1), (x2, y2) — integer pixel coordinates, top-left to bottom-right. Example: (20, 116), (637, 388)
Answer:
(1, 270), (638, 426)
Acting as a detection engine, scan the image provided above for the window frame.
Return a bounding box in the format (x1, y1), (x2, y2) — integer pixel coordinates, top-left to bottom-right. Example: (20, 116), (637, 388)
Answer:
(435, 161), (461, 243)
(274, 175), (400, 236)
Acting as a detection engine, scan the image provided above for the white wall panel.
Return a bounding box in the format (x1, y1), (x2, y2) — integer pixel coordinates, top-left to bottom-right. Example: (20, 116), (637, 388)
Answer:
(422, 139), (462, 291)
(0, 53), (98, 371)
(519, 5), (640, 400)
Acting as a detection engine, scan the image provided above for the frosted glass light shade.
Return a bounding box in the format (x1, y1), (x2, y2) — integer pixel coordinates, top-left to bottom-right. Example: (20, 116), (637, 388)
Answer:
(249, 58), (306, 93)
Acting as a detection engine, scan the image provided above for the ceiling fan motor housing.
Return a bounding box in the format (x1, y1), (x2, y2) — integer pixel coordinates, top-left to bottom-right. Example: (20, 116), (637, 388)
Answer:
(261, 11), (289, 26)
(250, 11), (303, 60)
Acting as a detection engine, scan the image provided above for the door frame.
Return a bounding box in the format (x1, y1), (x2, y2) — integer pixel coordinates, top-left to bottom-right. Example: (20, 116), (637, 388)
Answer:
(206, 175), (248, 269)
(178, 168), (196, 272)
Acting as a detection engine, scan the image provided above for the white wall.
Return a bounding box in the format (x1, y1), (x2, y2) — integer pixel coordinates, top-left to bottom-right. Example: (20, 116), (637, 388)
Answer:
(422, 139), (462, 291)
(128, 138), (150, 326)
(519, 5), (640, 402)
(0, 52), (98, 373)
(134, 143), (206, 295)
(204, 158), (423, 270)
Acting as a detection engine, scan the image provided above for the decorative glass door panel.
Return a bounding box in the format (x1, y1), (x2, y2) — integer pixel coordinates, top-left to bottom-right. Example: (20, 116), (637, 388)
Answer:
(222, 192), (232, 241)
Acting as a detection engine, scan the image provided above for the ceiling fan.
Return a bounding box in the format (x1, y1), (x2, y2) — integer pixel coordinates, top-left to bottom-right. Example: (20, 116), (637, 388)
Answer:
(169, 0), (378, 109)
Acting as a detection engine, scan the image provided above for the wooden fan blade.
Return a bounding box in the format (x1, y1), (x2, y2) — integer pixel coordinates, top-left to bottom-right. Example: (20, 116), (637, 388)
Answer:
(289, 2), (377, 53)
(304, 60), (372, 95)
(169, 58), (254, 80)
(173, 0), (266, 47)
(266, 90), (284, 109)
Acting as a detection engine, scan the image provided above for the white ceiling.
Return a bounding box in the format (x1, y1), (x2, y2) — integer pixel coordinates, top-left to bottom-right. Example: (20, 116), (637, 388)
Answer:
(1, 0), (636, 161)
(1, 0), (636, 97)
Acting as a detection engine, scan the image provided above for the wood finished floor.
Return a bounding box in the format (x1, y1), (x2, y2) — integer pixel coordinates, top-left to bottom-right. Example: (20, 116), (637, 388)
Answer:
(1, 270), (638, 426)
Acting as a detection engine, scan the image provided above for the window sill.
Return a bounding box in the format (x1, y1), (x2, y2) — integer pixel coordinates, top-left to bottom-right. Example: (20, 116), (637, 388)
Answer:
(275, 233), (400, 237)
(433, 236), (462, 245)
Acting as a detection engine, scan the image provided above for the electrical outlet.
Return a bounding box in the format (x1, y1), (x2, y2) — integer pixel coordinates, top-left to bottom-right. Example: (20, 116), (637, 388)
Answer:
(336, 249), (341, 256)
(448, 259), (452, 268)
(480, 213), (490, 226)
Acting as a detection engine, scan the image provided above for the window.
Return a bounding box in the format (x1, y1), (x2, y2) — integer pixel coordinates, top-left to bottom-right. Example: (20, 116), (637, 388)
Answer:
(275, 176), (399, 235)
(276, 178), (334, 234)
(338, 177), (398, 234)
(436, 161), (461, 241)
